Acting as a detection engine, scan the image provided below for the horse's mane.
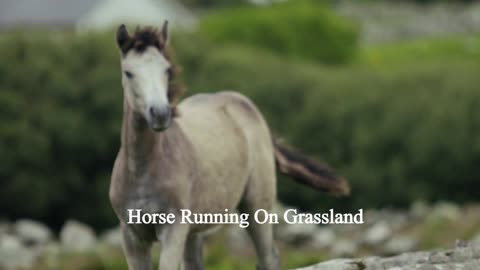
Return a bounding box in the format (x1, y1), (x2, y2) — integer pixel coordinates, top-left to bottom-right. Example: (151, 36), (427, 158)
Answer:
(123, 27), (185, 116)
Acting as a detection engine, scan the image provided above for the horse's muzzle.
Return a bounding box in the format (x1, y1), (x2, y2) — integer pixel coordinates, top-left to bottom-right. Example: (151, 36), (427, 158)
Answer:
(147, 105), (172, 132)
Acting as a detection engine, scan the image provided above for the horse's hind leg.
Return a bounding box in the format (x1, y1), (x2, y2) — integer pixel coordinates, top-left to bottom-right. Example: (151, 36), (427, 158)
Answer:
(240, 198), (280, 270)
(239, 160), (280, 270)
(245, 217), (280, 270)
(184, 234), (204, 270)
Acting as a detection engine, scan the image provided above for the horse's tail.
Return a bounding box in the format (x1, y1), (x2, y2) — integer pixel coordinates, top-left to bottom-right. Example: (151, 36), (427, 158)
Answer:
(273, 138), (350, 197)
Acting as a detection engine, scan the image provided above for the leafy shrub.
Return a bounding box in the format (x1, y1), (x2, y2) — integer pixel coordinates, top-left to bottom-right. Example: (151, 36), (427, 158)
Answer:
(199, 0), (359, 64)
(0, 32), (122, 230)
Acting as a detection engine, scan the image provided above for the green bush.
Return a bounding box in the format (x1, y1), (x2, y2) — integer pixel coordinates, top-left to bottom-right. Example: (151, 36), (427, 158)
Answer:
(0, 32), (122, 230)
(199, 0), (358, 64)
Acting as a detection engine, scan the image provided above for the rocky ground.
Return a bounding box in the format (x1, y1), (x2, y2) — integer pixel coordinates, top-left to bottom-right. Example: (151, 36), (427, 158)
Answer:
(0, 202), (479, 269)
(295, 241), (480, 270)
(228, 202), (480, 258)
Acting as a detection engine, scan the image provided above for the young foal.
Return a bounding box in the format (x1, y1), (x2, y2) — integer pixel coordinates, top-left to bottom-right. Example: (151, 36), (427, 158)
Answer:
(110, 22), (350, 270)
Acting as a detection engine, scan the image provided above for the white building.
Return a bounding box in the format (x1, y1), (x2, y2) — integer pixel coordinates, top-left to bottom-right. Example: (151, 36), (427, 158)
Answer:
(0, 0), (197, 31)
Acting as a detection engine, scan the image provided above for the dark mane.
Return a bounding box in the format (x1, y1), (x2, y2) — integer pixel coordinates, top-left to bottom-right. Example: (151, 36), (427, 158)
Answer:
(122, 26), (185, 115)
(131, 27), (163, 53)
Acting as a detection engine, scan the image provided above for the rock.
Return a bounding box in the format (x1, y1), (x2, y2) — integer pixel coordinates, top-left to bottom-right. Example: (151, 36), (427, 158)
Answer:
(272, 204), (291, 226)
(410, 200), (429, 219)
(386, 213), (410, 231)
(0, 234), (38, 269)
(60, 220), (97, 252)
(309, 228), (336, 249)
(363, 221), (392, 246)
(471, 233), (480, 246)
(363, 209), (381, 226)
(42, 242), (61, 269)
(330, 239), (358, 257)
(14, 219), (52, 246)
(295, 241), (480, 270)
(0, 222), (10, 238)
(456, 239), (469, 248)
(296, 258), (358, 270)
(100, 226), (123, 248)
(384, 236), (417, 255)
(428, 202), (461, 222)
(339, 223), (363, 232)
(276, 223), (318, 246)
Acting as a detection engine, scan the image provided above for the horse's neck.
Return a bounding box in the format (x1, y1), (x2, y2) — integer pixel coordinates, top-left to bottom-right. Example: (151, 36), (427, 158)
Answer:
(121, 102), (161, 171)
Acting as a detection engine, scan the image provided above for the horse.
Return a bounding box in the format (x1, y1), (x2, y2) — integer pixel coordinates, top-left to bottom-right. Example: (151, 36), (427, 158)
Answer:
(109, 21), (350, 270)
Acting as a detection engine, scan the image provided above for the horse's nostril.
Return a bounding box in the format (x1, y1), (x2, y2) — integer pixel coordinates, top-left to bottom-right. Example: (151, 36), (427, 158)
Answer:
(149, 106), (170, 120)
(165, 105), (172, 117)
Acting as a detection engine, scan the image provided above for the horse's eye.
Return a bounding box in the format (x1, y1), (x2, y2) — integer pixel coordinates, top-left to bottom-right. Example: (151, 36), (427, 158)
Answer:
(124, 71), (134, 79)
(166, 68), (172, 80)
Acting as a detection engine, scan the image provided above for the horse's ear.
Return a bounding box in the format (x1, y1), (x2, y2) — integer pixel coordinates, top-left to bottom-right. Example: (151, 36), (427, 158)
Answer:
(160, 20), (169, 44)
(116, 24), (131, 53)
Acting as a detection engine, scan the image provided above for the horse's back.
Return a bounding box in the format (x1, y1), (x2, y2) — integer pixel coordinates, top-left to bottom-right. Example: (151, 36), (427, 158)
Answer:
(178, 91), (269, 133)
(179, 91), (258, 115)
(176, 91), (274, 216)
(178, 91), (272, 149)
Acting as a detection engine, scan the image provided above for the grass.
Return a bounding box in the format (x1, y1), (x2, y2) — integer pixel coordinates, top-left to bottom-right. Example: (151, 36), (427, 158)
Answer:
(359, 34), (480, 67)
(33, 230), (328, 270)
(415, 205), (480, 250)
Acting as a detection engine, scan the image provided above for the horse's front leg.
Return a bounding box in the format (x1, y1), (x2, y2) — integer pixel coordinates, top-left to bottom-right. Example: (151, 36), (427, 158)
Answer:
(156, 223), (190, 270)
(184, 234), (205, 270)
(121, 225), (152, 270)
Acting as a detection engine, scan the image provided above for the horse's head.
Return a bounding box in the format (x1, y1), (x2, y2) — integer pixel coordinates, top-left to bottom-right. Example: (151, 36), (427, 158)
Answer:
(116, 22), (182, 132)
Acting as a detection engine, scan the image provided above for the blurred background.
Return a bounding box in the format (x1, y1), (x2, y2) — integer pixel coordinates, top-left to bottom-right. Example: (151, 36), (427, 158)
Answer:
(0, 0), (480, 269)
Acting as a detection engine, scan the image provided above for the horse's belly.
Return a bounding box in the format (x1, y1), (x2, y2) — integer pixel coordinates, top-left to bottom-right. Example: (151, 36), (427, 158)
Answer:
(178, 108), (252, 215)
(190, 130), (250, 214)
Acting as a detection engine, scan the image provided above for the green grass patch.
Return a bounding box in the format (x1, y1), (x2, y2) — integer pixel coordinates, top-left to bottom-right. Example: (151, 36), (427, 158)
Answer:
(360, 34), (480, 67)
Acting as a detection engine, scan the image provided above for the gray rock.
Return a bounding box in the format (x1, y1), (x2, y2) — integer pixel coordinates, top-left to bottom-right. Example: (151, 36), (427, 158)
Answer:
(384, 236), (417, 255)
(272, 204), (291, 226)
(428, 202), (461, 222)
(0, 234), (38, 269)
(41, 242), (61, 268)
(471, 233), (480, 246)
(60, 220), (97, 252)
(330, 239), (358, 257)
(410, 201), (429, 219)
(295, 241), (480, 270)
(0, 222), (10, 236)
(387, 213), (410, 231)
(277, 223), (318, 246)
(363, 221), (392, 246)
(14, 219), (52, 246)
(309, 228), (336, 249)
(100, 226), (123, 248)
(456, 239), (469, 248)
(332, 223), (362, 235)
(295, 259), (358, 270)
